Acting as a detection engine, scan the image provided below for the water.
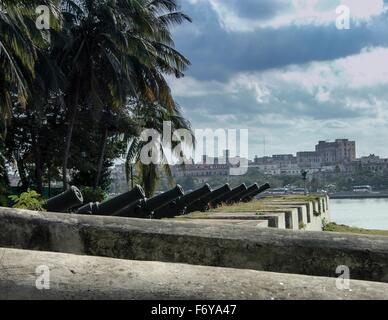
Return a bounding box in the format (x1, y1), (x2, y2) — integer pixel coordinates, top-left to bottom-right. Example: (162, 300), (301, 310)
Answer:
(331, 198), (388, 230)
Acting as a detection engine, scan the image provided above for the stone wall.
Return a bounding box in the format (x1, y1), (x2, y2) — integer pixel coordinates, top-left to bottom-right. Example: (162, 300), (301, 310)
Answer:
(1, 206), (388, 283)
(179, 195), (330, 232)
(1, 247), (388, 300)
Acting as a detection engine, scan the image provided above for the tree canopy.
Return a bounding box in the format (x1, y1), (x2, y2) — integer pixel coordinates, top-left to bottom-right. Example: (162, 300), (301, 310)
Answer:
(0, 0), (192, 197)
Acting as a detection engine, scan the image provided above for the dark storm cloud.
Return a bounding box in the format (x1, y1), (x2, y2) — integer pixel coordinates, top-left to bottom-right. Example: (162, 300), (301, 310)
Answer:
(173, 1), (388, 81)
(168, 1), (388, 158)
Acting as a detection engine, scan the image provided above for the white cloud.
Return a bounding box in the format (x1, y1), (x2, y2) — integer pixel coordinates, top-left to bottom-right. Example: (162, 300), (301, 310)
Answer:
(315, 87), (331, 102)
(206, 0), (385, 31)
(170, 46), (388, 157)
(172, 46), (388, 99)
(167, 76), (228, 97)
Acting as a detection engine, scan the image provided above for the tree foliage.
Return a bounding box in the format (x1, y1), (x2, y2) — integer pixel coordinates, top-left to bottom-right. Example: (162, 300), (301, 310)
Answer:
(1, 0), (192, 198)
(9, 189), (45, 210)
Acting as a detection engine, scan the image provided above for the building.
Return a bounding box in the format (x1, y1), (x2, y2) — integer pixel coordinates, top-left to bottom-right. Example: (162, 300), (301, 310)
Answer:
(249, 139), (357, 175)
(297, 139), (356, 169)
(315, 139), (356, 164)
(171, 150), (248, 179)
(343, 154), (388, 173)
(250, 154), (300, 175)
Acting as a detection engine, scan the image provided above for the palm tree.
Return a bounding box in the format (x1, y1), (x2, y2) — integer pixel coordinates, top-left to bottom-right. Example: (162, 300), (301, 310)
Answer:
(93, 108), (138, 189)
(57, 0), (192, 190)
(56, 0), (140, 189)
(0, 0), (59, 192)
(0, 0), (59, 128)
(126, 100), (194, 197)
(1, 0), (192, 195)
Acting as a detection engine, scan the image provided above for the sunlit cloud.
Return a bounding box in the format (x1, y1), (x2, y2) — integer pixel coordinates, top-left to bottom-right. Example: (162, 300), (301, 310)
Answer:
(206, 0), (386, 31)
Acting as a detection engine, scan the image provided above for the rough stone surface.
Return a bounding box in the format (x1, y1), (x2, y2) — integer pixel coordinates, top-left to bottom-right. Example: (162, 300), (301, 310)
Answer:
(176, 219), (269, 228)
(1, 207), (388, 282)
(1, 248), (388, 300)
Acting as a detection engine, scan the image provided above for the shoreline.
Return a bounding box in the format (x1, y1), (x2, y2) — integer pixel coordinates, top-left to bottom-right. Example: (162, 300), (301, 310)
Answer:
(329, 192), (388, 199)
(324, 222), (388, 236)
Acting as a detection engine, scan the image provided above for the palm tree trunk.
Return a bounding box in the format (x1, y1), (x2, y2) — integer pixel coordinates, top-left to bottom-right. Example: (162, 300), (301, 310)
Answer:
(62, 106), (77, 190)
(62, 78), (81, 191)
(94, 127), (109, 189)
(35, 154), (43, 194)
(16, 158), (29, 192)
(32, 124), (43, 194)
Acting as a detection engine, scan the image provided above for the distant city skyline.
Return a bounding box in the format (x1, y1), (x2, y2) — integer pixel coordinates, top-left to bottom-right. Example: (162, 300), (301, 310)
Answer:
(169, 0), (388, 159)
(250, 136), (383, 160)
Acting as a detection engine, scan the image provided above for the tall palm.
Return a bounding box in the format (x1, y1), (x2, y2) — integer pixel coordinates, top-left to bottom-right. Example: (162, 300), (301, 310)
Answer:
(56, 0), (141, 189)
(57, 0), (191, 190)
(0, 0), (58, 190)
(0, 0), (59, 128)
(126, 100), (194, 197)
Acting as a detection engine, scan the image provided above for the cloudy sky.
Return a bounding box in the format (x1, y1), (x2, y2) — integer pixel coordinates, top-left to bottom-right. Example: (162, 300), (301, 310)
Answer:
(168, 0), (388, 159)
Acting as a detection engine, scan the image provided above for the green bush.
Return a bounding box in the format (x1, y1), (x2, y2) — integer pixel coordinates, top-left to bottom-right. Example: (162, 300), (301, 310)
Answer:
(81, 187), (106, 203)
(9, 189), (45, 211)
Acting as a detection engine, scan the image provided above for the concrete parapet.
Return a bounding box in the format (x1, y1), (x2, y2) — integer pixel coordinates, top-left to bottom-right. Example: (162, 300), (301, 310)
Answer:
(175, 219), (269, 228)
(185, 211), (287, 229)
(260, 209), (298, 230)
(0, 207), (388, 283)
(1, 248), (388, 300)
(256, 212), (286, 229)
(261, 203), (308, 230)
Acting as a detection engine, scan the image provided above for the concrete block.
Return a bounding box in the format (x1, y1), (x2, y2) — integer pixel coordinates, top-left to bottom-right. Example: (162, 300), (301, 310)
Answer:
(1, 207), (388, 283)
(2, 248), (388, 300)
(175, 219), (269, 228)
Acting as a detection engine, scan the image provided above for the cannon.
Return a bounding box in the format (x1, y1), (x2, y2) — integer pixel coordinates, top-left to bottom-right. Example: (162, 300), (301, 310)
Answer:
(241, 183), (271, 202)
(76, 185), (145, 215)
(153, 184), (212, 219)
(210, 183), (247, 208)
(186, 184), (231, 213)
(227, 183), (256, 204)
(228, 183), (260, 203)
(75, 202), (100, 215)
(44, 186), (84, 213)
(114, 185), (184, 218)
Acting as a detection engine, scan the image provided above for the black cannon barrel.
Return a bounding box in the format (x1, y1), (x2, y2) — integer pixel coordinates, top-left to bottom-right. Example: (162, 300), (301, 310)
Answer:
(232, 183), (259, 203)
(76, 202), (100, 215)
(210, 183), (247, 207)
(114, 185), (185, 218)
(186, 184), (231, 213)
(241, 183), (270, 202)
(97, 185), (145, 215)
(76, 185), (145, 216)
(144, 185), (184, 213)
(177, 184), (212, 209)
(113, 198), (144, 218)
(228, 183), (256, 203)
(153, 184), (212, 219)
(44, 186), (83, 213)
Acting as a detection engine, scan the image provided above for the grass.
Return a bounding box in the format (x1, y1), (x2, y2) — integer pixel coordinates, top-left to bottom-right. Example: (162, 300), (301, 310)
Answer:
(171, 195), (323, 221)
(211, 201), (266, 213)
(263, 194), (323, 202)
(173, 211), (213, 219)
(323, 222), (388, 237)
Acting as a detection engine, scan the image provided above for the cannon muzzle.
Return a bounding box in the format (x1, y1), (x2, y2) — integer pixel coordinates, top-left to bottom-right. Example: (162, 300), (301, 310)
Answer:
(114, 185), (185, 218)
(44, 186), (83, 213)
(210, 183), (247, 207)
(241, 183), (270, 202)
(153, 184), (212, 219)
(186, 184), (231, 213)
(76, 185), (145, 215)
